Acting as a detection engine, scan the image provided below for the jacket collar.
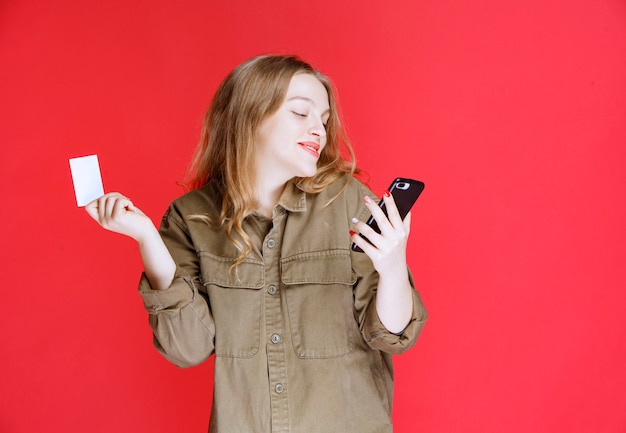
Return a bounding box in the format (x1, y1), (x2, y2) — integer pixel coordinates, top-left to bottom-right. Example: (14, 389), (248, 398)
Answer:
(277, 179), (307, 213)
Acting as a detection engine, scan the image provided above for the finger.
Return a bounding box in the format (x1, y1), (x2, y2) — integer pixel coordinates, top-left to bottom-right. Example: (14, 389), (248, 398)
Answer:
(110, 197), (124, 221)
(352, 217), (385, 250)
(126, 201), (143, 216)
(111, 196), (133, 220)
(350, 229), (378, 257)
(97, 193), (121, 222)
(105, 195), (118, 223)
(123, 197), (145, 216)
(98, 195), (108, 222)
(403, 211), (412, 235)
(363, 195), (394, 234)
(382, 190), (403, 228)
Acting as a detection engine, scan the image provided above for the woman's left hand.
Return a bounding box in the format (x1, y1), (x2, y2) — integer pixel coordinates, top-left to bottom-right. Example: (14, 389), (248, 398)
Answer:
(350, 191), (411, 276)
(351, 191), (415, 333)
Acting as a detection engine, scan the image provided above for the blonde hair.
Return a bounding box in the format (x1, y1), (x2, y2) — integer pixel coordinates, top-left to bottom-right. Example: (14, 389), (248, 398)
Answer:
(187, 55), (358, 265)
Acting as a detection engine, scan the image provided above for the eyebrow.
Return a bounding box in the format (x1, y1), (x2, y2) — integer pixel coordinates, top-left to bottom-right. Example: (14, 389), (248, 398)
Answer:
(287, 96), (331, 115)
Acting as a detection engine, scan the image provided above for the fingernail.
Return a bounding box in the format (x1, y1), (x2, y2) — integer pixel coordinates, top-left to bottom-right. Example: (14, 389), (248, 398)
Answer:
(383, 189), (391, 198)
(351, 217), (359, 223)
(349, 230), (356, 236)
(364, 195), (372, 204)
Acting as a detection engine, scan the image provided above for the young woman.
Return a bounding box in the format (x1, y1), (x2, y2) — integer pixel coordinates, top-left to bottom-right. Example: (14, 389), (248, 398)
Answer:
(86, 55), (427, 433)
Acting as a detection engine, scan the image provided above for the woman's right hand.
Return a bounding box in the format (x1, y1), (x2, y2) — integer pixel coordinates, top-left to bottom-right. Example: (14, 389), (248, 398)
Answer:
(85, 193), (154, 242)
(85, 193), (175, 291)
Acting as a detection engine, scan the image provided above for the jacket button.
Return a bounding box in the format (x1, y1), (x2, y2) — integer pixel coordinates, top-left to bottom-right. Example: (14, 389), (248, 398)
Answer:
(267, 238), (276, 249)
(267, 285), (277, 295)
(275, 383), (284, 394)
(271, 333), (281, 344)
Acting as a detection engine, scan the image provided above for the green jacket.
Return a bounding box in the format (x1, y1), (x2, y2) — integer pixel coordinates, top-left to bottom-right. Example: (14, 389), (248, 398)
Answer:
(139, 175), (427, 433)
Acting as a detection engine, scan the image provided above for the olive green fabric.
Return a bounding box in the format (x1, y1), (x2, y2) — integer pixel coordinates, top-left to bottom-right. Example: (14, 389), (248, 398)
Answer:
(139, 175), (427, 433)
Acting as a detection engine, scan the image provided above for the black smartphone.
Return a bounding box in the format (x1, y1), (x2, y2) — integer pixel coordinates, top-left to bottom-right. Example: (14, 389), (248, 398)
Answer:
(352, 177), (425, 252)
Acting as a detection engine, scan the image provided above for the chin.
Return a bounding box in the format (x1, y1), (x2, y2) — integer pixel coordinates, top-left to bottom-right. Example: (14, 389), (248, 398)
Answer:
(299, 167), (318, 178)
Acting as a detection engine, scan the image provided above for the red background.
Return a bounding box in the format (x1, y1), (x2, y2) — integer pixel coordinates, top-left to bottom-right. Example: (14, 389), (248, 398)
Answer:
(1, 1), (625, 432)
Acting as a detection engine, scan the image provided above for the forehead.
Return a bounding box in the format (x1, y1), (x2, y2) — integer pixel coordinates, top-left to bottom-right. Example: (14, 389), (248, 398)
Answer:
(285, 73), (330, 110)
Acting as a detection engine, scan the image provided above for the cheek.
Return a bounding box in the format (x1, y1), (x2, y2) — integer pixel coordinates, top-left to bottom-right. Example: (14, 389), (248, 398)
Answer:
(319, 138), (331, 158)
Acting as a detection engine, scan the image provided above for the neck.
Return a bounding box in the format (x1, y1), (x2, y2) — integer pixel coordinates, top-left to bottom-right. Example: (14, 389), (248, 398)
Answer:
(255, 178), (289, 219)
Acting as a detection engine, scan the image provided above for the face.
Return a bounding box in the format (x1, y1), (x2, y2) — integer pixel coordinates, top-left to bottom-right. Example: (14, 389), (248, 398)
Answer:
(254, 73), (330, 185)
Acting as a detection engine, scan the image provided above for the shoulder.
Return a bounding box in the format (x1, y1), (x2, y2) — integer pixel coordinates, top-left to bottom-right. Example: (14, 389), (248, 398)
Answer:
(164, 180), (222, 222)
(315, 174), (374, 200)
(326, 174), (376, 203)
(309, 175), (376, 219)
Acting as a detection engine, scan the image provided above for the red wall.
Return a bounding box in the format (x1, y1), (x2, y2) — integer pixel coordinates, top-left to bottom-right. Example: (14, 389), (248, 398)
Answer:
(1, 1), (625, 432)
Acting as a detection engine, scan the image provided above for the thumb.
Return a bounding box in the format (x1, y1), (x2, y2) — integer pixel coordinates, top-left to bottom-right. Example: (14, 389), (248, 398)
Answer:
(84, 199), (100, 222)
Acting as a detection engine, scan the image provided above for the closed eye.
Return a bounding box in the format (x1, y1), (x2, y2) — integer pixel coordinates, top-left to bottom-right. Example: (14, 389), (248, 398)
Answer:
(292, 111), (307, 118)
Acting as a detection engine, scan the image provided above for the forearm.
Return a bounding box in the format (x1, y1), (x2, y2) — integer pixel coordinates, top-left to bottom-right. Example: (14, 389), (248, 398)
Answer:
(139, 273), (215, 366)
(137, 225), (176, 291)
(375, 266), (414, 334)
(85, 193), (176, 289)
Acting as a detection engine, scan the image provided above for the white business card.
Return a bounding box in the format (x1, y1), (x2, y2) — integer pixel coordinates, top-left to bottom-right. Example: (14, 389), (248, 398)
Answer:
(69, 154), (104, 206)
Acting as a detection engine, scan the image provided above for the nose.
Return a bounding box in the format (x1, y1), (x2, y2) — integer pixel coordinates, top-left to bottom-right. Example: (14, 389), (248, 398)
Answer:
(309, 117), (327, 138)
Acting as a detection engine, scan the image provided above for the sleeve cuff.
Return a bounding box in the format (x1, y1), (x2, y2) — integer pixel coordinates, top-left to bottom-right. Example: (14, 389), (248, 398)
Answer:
(138, 268), (197, 314)
(362, 289), (427, 354)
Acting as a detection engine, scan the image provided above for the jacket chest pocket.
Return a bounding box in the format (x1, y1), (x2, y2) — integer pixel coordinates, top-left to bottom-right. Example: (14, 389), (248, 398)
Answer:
(281, 250), (357, 359)
(200, 253), (265, 358)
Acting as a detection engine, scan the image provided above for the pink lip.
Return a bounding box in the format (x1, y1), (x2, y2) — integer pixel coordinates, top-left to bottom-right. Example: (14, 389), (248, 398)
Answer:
(299, 141), (321, 157)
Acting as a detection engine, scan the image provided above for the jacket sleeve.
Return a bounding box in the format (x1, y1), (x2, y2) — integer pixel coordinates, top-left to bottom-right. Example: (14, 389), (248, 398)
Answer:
(138, 204), (216, 368)
(349, 181), (428, 354)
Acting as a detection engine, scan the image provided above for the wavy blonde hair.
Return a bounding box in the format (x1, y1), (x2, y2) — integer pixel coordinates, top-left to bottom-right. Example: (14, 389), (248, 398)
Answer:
(187, 55), (358, 265)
